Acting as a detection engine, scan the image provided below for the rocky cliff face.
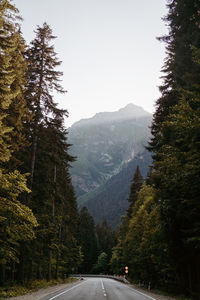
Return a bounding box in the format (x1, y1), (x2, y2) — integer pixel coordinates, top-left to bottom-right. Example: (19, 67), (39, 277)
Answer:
(68, 104), (152, 212)
(84, 150), (152, 228)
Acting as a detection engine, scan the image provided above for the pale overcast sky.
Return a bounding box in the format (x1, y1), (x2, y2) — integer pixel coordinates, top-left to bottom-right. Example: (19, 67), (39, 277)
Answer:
(13, 0), (168, 127)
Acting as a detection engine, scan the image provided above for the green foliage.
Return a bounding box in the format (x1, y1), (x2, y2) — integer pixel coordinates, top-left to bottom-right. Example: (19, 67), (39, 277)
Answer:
(110, 243), (124, 275)
(0, 285), (29, 298)
(111, 183), (174, 289)
(149, 0), (200, 154)
(109, 166), (144, 276)
(0, 277), (77, 298)
(123, 184), (167, 285)
(0, 4), (81, 285)
(148, 0), (200, 296)
(153, 91), (200, 293)
(126, 165), (143, 218)
(92, 252), (108, 274)
(0, 170), (37, 266)
(14, 22), (82, 282)
(84, 153), (152, 229)
(79, 207), (97, 273)
(0, 0), (38, 270)
(95, 219), (116, 261)
(0, 0), (23, 163)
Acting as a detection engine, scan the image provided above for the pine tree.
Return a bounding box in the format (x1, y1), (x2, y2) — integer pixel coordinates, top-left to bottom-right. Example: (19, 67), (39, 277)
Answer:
(0, 0), (37, 284)
(148, 0), (200, 295)
(109, 166), (143, 277)
(95, 219), (116, 263)
(79, 207), (98, 273)
(153, 82), (200, 294)
(149, 0), (200, 154)
(126, 166), (143, 218)
(25, 22), (66, 188)
(17, 22), (81, 282)
(123, 184), (167, 287)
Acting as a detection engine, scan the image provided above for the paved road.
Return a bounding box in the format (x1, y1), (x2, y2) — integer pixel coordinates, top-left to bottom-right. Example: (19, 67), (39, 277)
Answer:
(41, 277), (157, 300)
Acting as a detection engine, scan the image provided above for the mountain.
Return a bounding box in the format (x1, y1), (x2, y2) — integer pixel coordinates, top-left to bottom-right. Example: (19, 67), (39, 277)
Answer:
(85, 151), (152, 229)
(68, 103), (152, 227)
(72, 103), (150, 127)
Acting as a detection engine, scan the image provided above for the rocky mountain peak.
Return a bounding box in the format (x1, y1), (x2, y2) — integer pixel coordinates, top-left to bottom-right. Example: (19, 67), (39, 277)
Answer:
(71, 103), (151, 128)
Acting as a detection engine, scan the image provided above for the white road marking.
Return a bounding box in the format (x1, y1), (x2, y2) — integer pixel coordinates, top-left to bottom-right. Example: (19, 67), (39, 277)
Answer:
(48, 281), (86, 300)
(101, 279), (105, 290)
(101, 279), (107, 297)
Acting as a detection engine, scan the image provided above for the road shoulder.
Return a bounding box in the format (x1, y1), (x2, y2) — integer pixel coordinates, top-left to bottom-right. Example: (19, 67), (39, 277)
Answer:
(5, 279), (83, 300)
(129, 284), (178, 300)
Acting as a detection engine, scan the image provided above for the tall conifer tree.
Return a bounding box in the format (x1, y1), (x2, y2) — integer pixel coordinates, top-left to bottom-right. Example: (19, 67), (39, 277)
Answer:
(25, 22), (66, 188)
(18, 23), (81, 281)
(79, 207), (98, 273)
(126, 166), (143, 218)
(148, 0), (200, 295)
(149, 0), (200, 154)
(0, 0), (37, 284)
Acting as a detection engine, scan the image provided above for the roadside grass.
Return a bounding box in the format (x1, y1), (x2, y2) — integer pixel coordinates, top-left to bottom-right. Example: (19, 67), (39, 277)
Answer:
(0, 277), (77, 299)
(127, 278), (194, 300)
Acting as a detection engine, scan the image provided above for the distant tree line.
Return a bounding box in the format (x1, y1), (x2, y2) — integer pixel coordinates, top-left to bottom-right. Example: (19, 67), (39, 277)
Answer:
(110, 0), (200, 298)
(78, 206), (116, 274)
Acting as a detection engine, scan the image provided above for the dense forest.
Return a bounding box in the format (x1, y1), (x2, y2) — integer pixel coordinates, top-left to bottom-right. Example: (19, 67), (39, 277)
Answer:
(0, 0), (200, 299)
(111, 0), (200, 298)
(0, 0), (82, 284)
(0, 0), (116, 288)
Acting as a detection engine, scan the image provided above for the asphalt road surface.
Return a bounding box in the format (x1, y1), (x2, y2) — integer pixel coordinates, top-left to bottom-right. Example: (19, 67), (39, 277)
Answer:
(40, 277), (157, 300)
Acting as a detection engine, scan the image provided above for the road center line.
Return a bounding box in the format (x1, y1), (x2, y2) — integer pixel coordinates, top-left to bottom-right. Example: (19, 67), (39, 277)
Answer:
(101, 279), (105, 290)
(48, 281), (86, 300)
(100, 279), (107, 297)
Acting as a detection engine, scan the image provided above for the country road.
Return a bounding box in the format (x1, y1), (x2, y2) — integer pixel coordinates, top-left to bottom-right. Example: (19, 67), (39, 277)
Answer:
(40, 277), (158, 300)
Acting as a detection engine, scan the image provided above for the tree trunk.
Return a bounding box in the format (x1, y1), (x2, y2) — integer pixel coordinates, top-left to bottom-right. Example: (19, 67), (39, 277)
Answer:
(188, 264), (192, 292)
(55, 226), (62, 279)
(48, 250), (52, 281)
(17, 243), (25, 283)
(0, 264), (6, 285)
(30, 134), (38, 188)
(11, 262), (15, 282)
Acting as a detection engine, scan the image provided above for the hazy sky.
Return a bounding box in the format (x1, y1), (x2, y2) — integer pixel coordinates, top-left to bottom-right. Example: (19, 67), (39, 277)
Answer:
(13, 0), (168, 127)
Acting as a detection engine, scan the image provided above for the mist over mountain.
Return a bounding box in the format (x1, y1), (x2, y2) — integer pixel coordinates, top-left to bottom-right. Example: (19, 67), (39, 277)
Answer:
(72, 103), (150, 127)
(68, 103), (152, 227)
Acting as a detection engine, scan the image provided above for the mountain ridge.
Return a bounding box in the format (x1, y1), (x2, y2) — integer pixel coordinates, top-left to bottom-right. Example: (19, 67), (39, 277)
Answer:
(70, 103), (151, 128)
(85, 151), (152, 228)
(68, 103), (152, 227)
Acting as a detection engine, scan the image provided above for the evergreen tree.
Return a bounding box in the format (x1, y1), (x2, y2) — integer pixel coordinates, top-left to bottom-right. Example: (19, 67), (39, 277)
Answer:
(109, 166), (143, 277)
(153, 85), (200, 294)
(16, 23), (81, 282)
(149, 0), (200, 154)
(110, 243), (124, 275)
(79, 207), (98, 273)
(148, 0), (200, 295)
(126, 166), (143, 218)
(0, 0), (37, 284)
(93, 252), (108, 274)
(95, 219), (116, 262)
(123, 184), (168, 288)
(24, 22), (66, 188)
